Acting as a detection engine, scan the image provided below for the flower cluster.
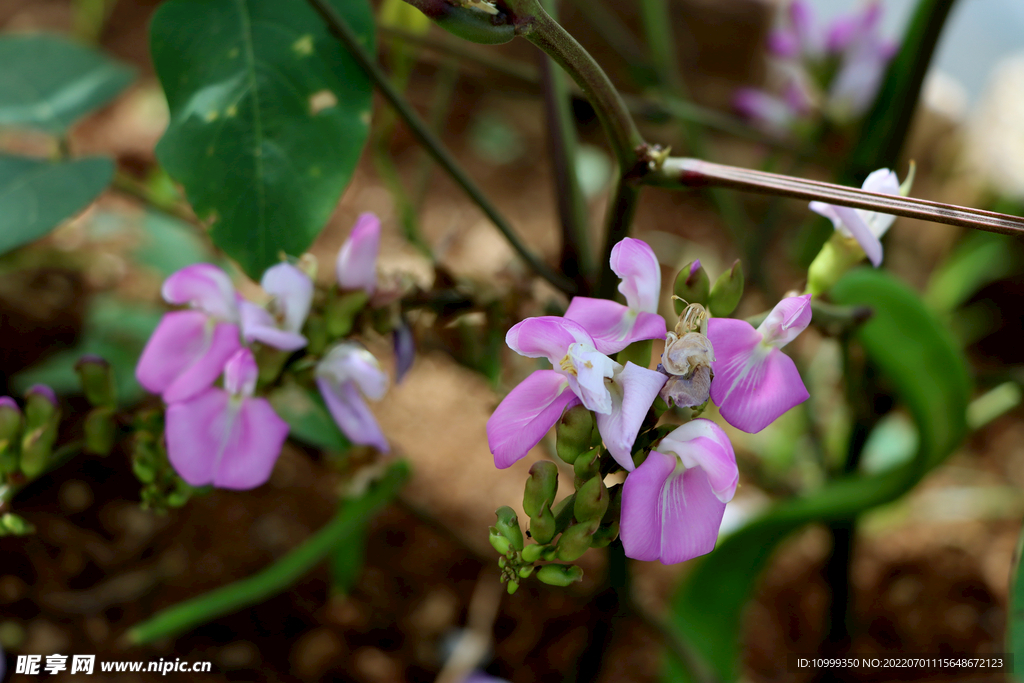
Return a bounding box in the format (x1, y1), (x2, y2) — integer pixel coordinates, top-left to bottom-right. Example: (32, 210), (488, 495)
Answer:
(135, 213), (393, 491)
(487, 239), (812, 582)
(734, 0), (897, 132)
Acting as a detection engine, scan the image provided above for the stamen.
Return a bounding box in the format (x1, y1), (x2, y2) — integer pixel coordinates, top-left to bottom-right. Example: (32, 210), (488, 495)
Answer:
(559, 354), (577, 376)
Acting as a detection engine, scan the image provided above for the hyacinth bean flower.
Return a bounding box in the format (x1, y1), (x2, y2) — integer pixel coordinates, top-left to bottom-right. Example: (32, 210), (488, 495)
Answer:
(136, 264), (242, 403)
(486, 317), (666, 471)
(336, 212), (381, 295)
(809, 168), (901, 267)
(165, 348), (289, 490)
(564, 238), (666, 355)
(620, 419), (738, 564)
(240, 262), (314, 351)
(316, 343), (390, 452)
(707, 294), (811, 433)
(825, 3), (898, 118)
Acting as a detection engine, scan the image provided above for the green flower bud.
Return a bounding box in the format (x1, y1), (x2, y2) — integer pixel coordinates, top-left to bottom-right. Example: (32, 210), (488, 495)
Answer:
(0, 398), (23, 476)
(506, 579), (520, 595)
(304, 313), (329, 356)
(807, 232), (865, 296)
(521, 543), (556, 563)
(674, 260), (709, 313)
(574, 476), (609, 524)
(590, 484), (622, 549)
(573, 449), (600, 489)
(708, 260), (745, 317)
(556, 405), (595, 465)
(84, 407), (117, 456)
(536, 563), (584, 587)
(518, 565), (535, 579)
(556, 520), (599, 562)
(403, 0), (514, 45)
(74, 356), (116, 408)
(489, 526), (512, 555)
(0, 513), (35, 536)
(529, 508), (556, 545)
(20, 386), (60, 479)
(494, 506), (524, 551)
(325, 290), (369, 338)
(523, 461), (558, 518)
(497, 556), (507, 569)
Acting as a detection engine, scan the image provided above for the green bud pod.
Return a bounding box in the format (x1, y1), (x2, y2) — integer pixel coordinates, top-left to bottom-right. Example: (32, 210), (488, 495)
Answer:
(0, 512), (35, 536)
(506, 579), (520, 595)
(708, 260), (745, 317)
(556, 520), (599, 562)
(536, 563), (584, 587)
(402, 0), (515, 45)
(574, 476), (609, 524)
(74, 356), (116, 408)
(573, 449), (600, 489)
(556, 405), (595, 465)
(379, 0), (432, 34)
(518, 565), (535, 579)
(325, 290), (369, 338)
(489, 526), (512, 556)
(83, 407), (117, 456)
(674, 260), (710, 313)
(0, 398), (23, 475)
(523, 461), (558, 518)
(529, 508), (556, 545)
(497, 556), (507, 569)
(494, 506), (524, 551)
(521, 543), (555, 563)
(590, 519), (619, 549)
(807, 232), (865, 296)
(20, 386), (60, 479)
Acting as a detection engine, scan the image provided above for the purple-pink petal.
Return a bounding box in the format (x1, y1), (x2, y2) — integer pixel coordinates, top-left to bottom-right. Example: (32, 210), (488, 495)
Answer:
(564, 298), (667, 355)
(707, 317), (809, 434)
(758, 294), (812, 347)
(316, 376), (389, 452)
(166, 387), (288, 490)
(505, 316), (592, 365)
(393, 320), (415, 384)
(733, 88), (797, 132)
(161, 263), (237, 323)
(25, 384), (57, 405)
(595, 362), (667, 471)
(336, 212), (381, 295)
(223, 348), (258, 397)
(833, 204), (883, 266)
(136, 311), (242, 403)
(610, 237), (661, 313)
(620, 450), (726, 564)
(261, 262), (314, 334)
(486, 370), (578, 469)
(767, 28), (800, 58)
(657, 419), (738, 503)
(239, 301), (308, 351)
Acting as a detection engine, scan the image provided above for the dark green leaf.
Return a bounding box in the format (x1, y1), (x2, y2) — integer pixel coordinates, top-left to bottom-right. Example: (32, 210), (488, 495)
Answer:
(667, 269), (969, 681)
(150, 0), (375, 278)
(0, 34), (135, 134)
(268, 382), (351, 453)
(0, 154), (114, 256)
(135, 210), (216, 276)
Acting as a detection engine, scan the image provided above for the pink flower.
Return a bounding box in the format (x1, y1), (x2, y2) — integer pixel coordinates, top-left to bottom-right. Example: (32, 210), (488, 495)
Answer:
(240, 262), (314, 351)
(707, 295), (811, 433)
(136, 264), (242, 403)
(810, 168), (900, 266)
(487, 316), (666, 470)
(315, 343), (389, 452)
(620, 419), (737, 564)
(825, 3), (898, 118)
(336, 212), (381, 295)
(165, 348), (289, 490)
(564, 238), (666, 355)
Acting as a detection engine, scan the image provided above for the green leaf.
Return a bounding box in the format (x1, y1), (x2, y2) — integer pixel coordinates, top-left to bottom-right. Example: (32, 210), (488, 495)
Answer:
(12, 296), (164, 406)
(667, 269), (969, 681)
(268, 382), (351, 453)
(135, 210), (217, 276)
(150, 0), (375, 278)
(0, 34), (135, 134)
(0, 154), (114, 256)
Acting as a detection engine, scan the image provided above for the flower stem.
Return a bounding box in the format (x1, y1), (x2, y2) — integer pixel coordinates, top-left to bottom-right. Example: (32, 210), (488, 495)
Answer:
(305, 0), (576, 295)
(126, 460), (410, 644)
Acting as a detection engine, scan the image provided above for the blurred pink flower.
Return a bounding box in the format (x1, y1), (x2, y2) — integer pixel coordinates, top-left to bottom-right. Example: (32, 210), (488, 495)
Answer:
(336, 212), (381, 295)
(240, 262), (313, 351)
(316, 343), (390, 452)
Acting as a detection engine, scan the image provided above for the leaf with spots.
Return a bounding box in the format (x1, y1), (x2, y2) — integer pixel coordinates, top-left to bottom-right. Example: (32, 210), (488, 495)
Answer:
(150, 0), (375, 278)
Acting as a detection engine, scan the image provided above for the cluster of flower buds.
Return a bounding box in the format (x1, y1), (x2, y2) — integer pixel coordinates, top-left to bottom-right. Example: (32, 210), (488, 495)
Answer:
(487, 238), (815, 580)
(132, 213), (402, 496)
(734, 0), (897, 132)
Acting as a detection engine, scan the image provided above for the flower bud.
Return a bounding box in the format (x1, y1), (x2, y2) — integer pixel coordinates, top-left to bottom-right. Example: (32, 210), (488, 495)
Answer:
(536, 563), (584, 587)
(529, 508), (556, 545)
(807, 232), (864, 296)
(556, 405), (595, 465)
(494, 506), (524, 551)
(74, 356), (116, 408)
(523, 461), (558, 518)
(0, 398), (23, 475)
(518, 565), (535, 579)
(574, 476), (609, 524)
(573, 449), (600, 489)
(674, 260), (709, 313)
(405, 0), (515, 45)
(20, 386), (60, 479)
(489, 526), (512, 556)
(708, 260), (744, 317)
(0, 513), (35, 536)
(521, 543), (556, 563)
(506, 579), (520, 595)
(590, 484), (622, 549)
(84, 407), (116, 456)
(556, 520), (599, 562)
(325, 290), (369, 338)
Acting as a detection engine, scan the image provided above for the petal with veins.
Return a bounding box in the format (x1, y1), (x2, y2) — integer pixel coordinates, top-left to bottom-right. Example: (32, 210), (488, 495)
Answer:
(486, 370), (578, 469)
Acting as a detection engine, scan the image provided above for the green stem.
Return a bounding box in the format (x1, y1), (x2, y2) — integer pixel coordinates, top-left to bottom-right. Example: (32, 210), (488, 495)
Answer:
(595, 179), (642, 299)
(539, 0), (593, 288)
(638, 0), (681, 91)
(127, 461), (410, 644)
(305, 0), (575, 295)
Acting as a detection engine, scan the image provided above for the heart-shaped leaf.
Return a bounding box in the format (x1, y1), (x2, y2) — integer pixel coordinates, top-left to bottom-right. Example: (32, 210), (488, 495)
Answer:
(150, 0), (375, 278)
